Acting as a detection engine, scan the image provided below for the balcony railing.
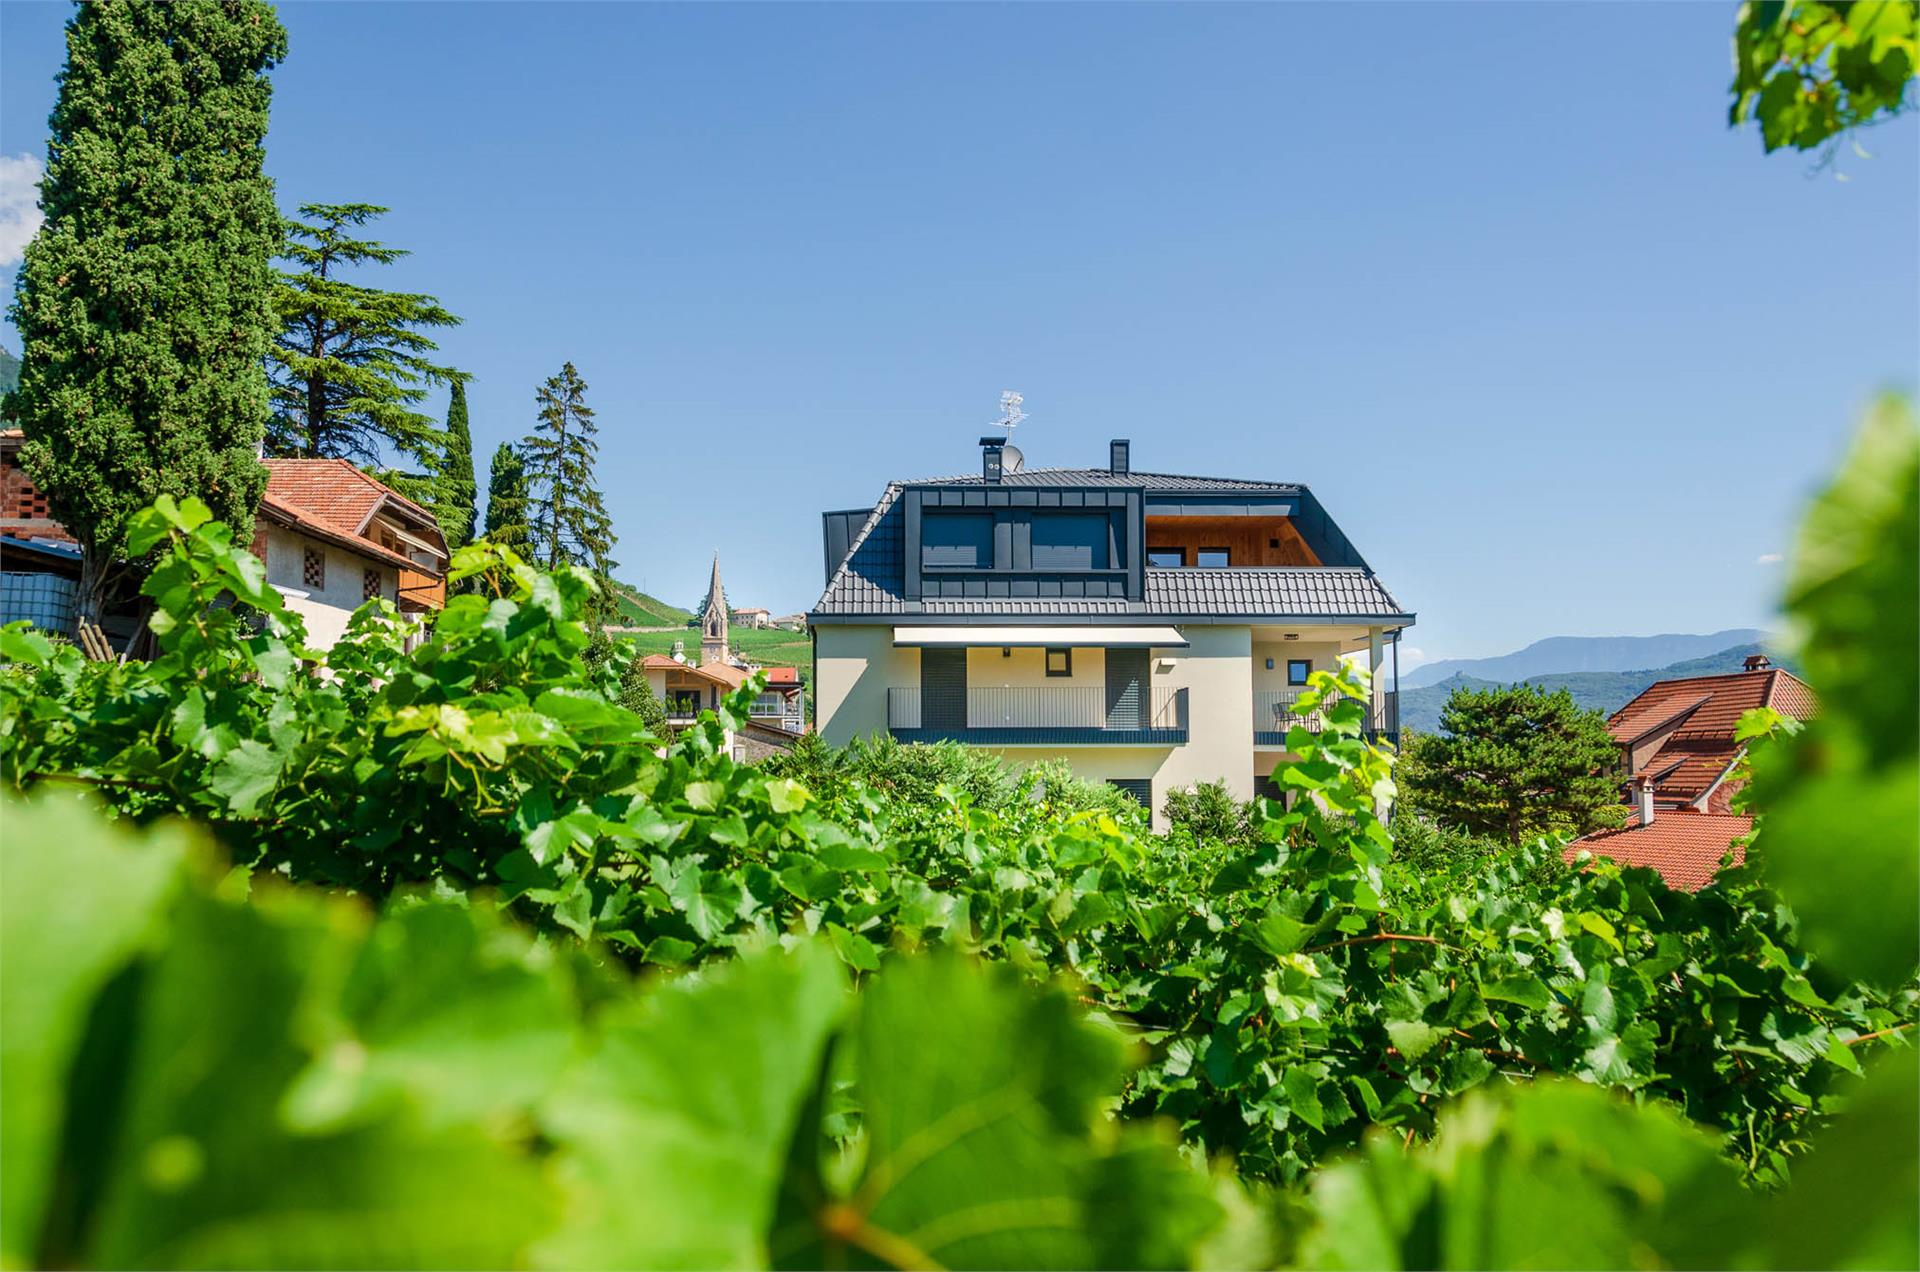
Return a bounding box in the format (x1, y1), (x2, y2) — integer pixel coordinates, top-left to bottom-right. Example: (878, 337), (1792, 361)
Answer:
(1254, 689), (1398, 745)
(887, 686), (1188, 744)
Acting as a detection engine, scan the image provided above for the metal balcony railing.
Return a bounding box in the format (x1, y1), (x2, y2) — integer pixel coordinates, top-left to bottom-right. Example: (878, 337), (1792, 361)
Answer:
(1254, 689), (1398, 740)
(887, 686), (1187, 737)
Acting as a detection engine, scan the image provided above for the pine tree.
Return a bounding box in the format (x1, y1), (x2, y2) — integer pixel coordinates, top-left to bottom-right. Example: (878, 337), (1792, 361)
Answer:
(436, 379), (477, 550)
(266, 203), (462, 472)
(4, 0), (286, 629)
(1399, 684), (1627, 844)
(481, 442), (531, 553)
(523, 362), (617, 602)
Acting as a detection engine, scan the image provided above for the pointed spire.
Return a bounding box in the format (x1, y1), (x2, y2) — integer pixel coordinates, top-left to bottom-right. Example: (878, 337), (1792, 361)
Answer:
(700, 553), (729, 665)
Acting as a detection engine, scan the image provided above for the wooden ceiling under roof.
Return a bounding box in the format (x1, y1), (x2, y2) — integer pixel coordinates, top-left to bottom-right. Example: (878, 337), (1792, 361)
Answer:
(1144, 515), (1321, 568)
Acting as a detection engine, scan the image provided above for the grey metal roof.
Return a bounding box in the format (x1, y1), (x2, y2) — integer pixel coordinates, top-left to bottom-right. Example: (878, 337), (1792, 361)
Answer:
(910, 466), (1302, 492)
(809, 478), (1410, 622)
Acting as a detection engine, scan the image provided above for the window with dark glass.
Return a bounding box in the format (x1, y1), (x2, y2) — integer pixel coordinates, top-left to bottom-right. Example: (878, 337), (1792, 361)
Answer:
(1287, 659), (1312, 686)
(1197, 547), (1230, 568)
(921, 512), (994, 568)
(1045, 648), (1072, 677)
(1031, 513), (1109, 569)
(1147, 548), (1185, 568)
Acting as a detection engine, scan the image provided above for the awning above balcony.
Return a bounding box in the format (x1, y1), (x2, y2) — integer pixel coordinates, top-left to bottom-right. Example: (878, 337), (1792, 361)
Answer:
(892, 625), (1188, 649)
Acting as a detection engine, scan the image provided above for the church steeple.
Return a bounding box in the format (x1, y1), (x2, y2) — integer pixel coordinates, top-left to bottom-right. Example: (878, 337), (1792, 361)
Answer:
(700, 553), (728, 666)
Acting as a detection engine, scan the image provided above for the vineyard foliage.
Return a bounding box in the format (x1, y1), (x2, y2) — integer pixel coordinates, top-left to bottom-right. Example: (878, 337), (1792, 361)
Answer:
(0, 401), (1916, 1268)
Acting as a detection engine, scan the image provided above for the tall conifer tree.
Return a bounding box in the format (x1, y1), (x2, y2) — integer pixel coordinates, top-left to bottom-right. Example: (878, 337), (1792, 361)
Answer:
(5, 0), (287, 628)
(481, 442), (531, 553)
(266, 203), (461, 472)
(437, 379), (477, 550)
(522, 362), (616, 604)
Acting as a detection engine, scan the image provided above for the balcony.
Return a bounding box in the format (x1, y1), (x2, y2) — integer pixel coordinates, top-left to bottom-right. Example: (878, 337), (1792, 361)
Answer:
(887, 686), (1189, 745)
(1254, 689), (1399, 746)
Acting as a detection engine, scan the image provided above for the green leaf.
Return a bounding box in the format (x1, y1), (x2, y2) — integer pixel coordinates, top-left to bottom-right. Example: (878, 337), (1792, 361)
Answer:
(0, 797), (184, 1266)
(825, 921), (881, 972)
(765, 778), (810, 814)
(208, 740), (285, 817)
(668, 866), (743, 941)
(1386, 1018), (1446, 1062)
(538, 943), (847, 1268)
(685, 780), (726, 812)
(816, 843), (889, 873)
(1480, 976), (1552, 1011)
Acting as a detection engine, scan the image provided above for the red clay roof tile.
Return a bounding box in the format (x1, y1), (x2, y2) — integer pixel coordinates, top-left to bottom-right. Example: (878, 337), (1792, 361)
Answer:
(1567, 810), (1753, 891)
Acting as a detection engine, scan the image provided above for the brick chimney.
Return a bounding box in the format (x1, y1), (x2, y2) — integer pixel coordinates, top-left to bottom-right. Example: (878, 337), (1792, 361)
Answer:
(1744, 653), (1771, 672)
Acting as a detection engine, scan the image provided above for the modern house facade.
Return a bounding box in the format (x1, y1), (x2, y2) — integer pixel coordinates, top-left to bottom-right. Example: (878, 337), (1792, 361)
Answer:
(808, 438), (1414, 825)
(1569, 654), (1815, 890)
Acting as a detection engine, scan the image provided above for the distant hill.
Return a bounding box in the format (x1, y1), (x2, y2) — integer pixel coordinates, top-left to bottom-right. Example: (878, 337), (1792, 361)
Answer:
(1402, 629), (1769, 689)
(0, 344), (19, 397)
(609, 583), (694, 628)
(1399, 643), (1799, 735)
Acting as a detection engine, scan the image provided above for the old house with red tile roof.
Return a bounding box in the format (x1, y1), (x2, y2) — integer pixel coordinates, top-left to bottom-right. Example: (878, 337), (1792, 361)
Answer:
(0, 432), (447, 650)
(1567, 655), (1815, 890)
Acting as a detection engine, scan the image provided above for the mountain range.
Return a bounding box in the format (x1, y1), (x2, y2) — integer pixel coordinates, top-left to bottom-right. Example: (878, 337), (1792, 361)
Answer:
(1397, 642), (1797, 735)
(1401, 629), (1769, 689)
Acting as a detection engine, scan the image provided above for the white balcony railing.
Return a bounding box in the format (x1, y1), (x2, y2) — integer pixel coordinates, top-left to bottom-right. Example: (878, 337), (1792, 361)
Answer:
(887, 686), (1186, 733)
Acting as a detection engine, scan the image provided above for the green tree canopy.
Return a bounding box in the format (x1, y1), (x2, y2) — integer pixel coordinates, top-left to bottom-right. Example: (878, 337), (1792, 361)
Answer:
(4, 0), (286, 627)
(436, 380), (477, 550)
(1399, 683), (1626, 844)
(481, 441), (531, 553)
(1731, 0), (1917, 152)
(523, 362), (616, 600)
(266, 203), (462, 473)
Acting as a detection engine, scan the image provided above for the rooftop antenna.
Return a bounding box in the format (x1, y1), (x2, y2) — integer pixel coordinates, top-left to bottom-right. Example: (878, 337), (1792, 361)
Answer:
(992, 390), (1026, 440)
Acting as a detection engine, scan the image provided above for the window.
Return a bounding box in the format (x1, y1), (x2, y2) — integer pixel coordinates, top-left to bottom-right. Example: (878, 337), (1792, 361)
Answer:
(1031, 513), (1109, 569)
(1196, 547), (1230, 568)
(363, 568), (382, 601)
(302, 547), (325, 590)
(922, 512), (994, 568)
(1109, 778), (1152, 808)
(1147, 548), (1186, 568)
(1287, 658), (1312, 686)
(1045, 647), (1072, 677)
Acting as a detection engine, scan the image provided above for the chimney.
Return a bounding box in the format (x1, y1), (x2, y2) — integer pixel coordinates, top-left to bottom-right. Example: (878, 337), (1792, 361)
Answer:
(979, 436), (1004, 483)
(1744, 653), (1771, 672)
(1109, 438), (1130, 475)
(1635, 776), (1656, 825)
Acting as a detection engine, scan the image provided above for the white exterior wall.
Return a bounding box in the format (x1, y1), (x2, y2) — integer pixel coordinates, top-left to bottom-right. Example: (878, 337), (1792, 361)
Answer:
(1250, 639), (1343, 694)
(264, 525), (397, 650)
(815, 624), (917, 747)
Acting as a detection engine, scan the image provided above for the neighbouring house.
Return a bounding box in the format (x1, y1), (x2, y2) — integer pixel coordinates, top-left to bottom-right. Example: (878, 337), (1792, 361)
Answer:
(808, 436), (1415, 827)
(639, 555), (806, 757)
(732, 606), (773, 629)
(1567, 654), (1816, 890)
(0, 432), (448, 651)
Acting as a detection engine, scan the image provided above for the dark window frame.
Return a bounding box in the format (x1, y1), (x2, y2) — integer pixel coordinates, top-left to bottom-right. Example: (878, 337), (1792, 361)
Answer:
(1147, 547), (1186, 568)
(921, 511), (995, 570)
(1044, 647), (1072, 677)
(1196, 547), (1231, 568)
(1287, 658), (1312, 686)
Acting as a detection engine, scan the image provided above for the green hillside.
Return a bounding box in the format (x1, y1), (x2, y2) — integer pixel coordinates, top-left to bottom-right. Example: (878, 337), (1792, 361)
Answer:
(0, 344), (20, 398)
(618, 624), (812, 671)
(1399, 642), (1798, 735)
(608, 582), (695, 628)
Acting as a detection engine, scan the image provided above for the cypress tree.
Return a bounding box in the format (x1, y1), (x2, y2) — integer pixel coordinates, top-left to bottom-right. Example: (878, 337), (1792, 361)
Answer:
(523, 362), (617, 602)
(5, 0), (287, 628)
(267, 203), (461, 471)
(481, 442), (531, 553)
(437, 379), (477, 550)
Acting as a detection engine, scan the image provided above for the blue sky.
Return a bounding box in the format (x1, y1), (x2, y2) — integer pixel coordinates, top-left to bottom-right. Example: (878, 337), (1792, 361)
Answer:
(2, 2), (1914, 664)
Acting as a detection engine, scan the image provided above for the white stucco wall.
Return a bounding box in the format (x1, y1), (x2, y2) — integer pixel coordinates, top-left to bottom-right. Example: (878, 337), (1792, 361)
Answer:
(1250, 639), (1343, 694)
(264, 525), (397, 650)
(815, 624), (918, 747)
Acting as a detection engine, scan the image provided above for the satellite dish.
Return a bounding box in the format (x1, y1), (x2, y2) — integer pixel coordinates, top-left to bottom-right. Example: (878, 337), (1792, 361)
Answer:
(1000, 443), (1025, 473)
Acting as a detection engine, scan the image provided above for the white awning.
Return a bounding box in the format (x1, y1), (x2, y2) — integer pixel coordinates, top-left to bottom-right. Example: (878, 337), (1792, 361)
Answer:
(893, 625), (1187, 649)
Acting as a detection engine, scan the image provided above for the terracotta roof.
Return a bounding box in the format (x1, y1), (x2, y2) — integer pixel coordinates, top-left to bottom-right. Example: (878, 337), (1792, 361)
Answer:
(260, 460), (446, 577)
(1567, 811), (1752, 892)
(1606, 668), (1817, 802)
(764, 666), (800, 684)
(639, 655), (753, 689)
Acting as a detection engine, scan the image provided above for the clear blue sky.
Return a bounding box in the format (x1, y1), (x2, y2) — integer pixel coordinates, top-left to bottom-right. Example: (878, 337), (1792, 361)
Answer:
(3, 2), (1915, 664)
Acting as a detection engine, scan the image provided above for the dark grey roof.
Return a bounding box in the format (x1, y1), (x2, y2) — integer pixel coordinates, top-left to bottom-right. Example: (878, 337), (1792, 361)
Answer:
(809, 479), (1411, 622)
(910, 466), (1301, 492)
